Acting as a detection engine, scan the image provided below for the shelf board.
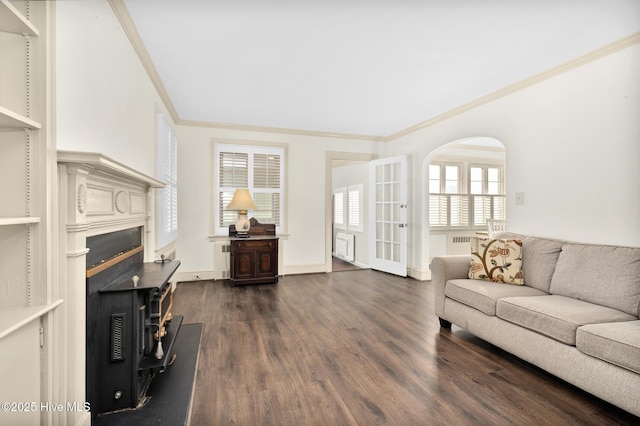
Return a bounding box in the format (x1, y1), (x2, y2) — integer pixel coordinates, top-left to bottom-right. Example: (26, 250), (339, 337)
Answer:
(0, 216), (40, 226)
(0, 0), (39, 36)
(0, 299), (64, 340)
(0, 105), (41, 129)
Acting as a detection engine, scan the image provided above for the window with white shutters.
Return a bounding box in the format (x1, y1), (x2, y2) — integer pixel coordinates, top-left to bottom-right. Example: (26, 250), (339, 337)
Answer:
(347, 184), (363, 232)
(156, 113), (178, 249)
(334, 188), (345, 229)
(215, 144), (285, 234)
(428, 161), (504, 229)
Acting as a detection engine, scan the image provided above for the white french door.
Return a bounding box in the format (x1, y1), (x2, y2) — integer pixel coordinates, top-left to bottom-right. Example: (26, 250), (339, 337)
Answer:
(368, 155), (408, 276)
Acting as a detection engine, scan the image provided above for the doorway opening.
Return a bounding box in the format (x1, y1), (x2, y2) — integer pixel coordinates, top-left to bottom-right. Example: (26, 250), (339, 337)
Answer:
(325, 152), (375, 273)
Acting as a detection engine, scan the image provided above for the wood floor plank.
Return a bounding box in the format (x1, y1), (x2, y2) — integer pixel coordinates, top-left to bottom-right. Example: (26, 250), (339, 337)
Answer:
(172, 270), (639, 426)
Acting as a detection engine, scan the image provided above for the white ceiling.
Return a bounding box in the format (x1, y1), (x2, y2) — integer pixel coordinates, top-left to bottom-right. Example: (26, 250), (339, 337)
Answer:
(123, 0), (640, 138)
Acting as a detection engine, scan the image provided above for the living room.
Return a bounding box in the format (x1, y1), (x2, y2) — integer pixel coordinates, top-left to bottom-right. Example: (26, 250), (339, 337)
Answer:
(1, 0), (638, 424)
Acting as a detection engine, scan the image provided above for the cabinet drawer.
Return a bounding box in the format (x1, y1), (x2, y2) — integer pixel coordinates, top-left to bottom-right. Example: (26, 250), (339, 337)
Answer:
(233, 240), (274, 250)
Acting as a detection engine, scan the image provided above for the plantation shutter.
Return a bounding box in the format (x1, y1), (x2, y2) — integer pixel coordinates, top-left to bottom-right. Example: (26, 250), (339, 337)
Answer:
(334, 190), (345, 228)
(429, 195), (448, 227)
(156, 113), (178, 249)
(348, 189), (359, 228)
(218, 151), (249, 228)
(347, 184), (363, 231)
(215, 144), (285, 234)
(253, 153), (281, 225)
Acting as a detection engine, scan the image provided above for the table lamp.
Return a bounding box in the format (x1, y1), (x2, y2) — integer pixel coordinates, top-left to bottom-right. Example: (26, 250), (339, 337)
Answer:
(226, 189), (257, 236)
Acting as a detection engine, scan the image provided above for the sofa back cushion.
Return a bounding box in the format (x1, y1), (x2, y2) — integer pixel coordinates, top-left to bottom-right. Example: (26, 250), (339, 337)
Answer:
(494, 233), (564, 292)
(549, 244), (640, 317)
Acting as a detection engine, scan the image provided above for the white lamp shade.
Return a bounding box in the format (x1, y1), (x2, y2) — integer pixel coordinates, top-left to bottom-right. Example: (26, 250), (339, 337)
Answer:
(226, 189), (257, 212)
(227, 189), (256, 234)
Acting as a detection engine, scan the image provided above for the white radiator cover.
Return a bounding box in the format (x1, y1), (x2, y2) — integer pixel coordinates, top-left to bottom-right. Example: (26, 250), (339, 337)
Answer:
(447, 234), (473, 256)
(213, 241), (231, 280)
(335, 232), (355, 262)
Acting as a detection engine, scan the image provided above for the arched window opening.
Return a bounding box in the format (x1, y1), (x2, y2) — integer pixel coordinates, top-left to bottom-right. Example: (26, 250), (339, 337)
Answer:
(426, 137), (506, 259)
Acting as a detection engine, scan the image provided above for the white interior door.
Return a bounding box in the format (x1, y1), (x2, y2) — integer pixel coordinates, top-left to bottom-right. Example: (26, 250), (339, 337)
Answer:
(368, 155), (408, 276)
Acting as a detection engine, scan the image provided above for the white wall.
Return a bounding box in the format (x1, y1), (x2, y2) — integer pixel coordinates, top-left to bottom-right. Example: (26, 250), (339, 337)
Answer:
(383, 42), (640, 274)
(55, 0), (175, 179)
(175, 125), (379, 275)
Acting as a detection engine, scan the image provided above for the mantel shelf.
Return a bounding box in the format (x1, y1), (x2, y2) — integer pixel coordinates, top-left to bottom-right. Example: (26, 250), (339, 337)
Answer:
(0, 299), (64, 340)
(0, 105), (41, 129)
(0, 216), (40, 226)
(0, 0), (39, 36)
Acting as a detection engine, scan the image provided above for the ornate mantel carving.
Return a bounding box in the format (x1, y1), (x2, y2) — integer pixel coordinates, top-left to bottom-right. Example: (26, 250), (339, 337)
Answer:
(58, 150), (164, 238)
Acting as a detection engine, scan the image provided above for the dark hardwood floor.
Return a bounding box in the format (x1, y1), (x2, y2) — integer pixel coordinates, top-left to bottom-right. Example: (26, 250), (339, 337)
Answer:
(171, 270), (639, 426)
(332, 256), (363, 272)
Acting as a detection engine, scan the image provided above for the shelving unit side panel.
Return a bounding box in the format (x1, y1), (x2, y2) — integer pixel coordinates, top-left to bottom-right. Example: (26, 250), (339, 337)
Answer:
(0, 225), (30, 307)
(0, 132), (28, 216)
(0, 319), (41, 425)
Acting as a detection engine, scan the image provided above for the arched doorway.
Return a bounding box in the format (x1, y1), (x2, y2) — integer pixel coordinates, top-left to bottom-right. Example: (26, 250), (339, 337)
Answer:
(423, 137), (506, 264)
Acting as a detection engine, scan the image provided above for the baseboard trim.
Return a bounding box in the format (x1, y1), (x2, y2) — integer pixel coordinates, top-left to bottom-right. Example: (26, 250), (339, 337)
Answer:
(408, 267), (431, 281)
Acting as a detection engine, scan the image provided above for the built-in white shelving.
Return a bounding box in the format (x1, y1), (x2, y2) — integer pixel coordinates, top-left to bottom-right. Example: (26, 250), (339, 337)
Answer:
(0, 0), (42, 133)
(0, 105), (41, 129)
(0, 216), (40, 226)
(0, 3), (58, 423)
(0, 0), (38, 36)
(0, 300), (63, 340)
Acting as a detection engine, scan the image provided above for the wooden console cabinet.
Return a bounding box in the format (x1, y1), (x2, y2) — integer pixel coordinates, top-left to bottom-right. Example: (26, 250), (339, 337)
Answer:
(229, 218), (278, 286)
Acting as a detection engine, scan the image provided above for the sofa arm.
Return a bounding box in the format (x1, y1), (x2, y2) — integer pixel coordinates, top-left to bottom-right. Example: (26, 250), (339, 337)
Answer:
(431, 255), (471, 319)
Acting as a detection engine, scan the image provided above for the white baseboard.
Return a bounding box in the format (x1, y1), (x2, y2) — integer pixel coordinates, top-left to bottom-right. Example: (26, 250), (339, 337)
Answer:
(174, 270), (217, 283)
(408, 267), (431, 281)
(176, 262), (413, 282)
(282, 264), (329, 276)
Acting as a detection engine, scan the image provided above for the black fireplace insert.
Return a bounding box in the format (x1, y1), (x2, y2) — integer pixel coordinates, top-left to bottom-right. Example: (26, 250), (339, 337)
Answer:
(86, 227), (181, 419)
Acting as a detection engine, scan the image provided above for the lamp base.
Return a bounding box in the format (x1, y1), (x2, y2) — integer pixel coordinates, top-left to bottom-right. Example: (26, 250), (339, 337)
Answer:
(235, 212), (251, 235)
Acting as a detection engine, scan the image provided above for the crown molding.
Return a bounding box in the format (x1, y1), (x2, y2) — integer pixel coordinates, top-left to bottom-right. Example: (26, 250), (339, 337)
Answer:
(179, 119), (384, 142)
(385, 31), (640, 142)
(108, 0), (180, 124)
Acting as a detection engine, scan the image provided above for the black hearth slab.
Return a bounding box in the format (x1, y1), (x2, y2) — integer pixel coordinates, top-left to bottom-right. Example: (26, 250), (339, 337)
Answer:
(100, 259), (181, 292)
(94, 322), (203, 426)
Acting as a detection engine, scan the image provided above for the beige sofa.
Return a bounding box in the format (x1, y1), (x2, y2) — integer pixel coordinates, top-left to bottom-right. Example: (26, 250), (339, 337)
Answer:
(431, 233), (640, 417)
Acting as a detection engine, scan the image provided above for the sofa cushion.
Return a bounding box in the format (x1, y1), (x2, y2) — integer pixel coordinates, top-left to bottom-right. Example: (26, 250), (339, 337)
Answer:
(469, 237), (524, 285)
(549, 244), (640, 317)
(445, 279), (547, 316)
(520, 236), (564, 292)
(496, 295), (636, 345)
(577, 321), (640, 374)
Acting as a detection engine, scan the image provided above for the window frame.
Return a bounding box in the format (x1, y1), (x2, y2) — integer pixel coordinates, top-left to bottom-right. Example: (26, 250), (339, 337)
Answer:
(214, 143), (285, 235)
(428, 161), (505, 230)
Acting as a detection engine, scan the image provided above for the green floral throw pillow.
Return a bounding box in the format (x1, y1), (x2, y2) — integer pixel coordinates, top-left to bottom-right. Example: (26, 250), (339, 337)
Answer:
(469, 237), (524, 285)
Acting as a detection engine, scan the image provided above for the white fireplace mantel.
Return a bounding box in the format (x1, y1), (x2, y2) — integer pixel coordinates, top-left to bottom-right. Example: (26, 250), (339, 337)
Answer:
(57, 150), (166, 424)
(57, 150), (165, 189)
